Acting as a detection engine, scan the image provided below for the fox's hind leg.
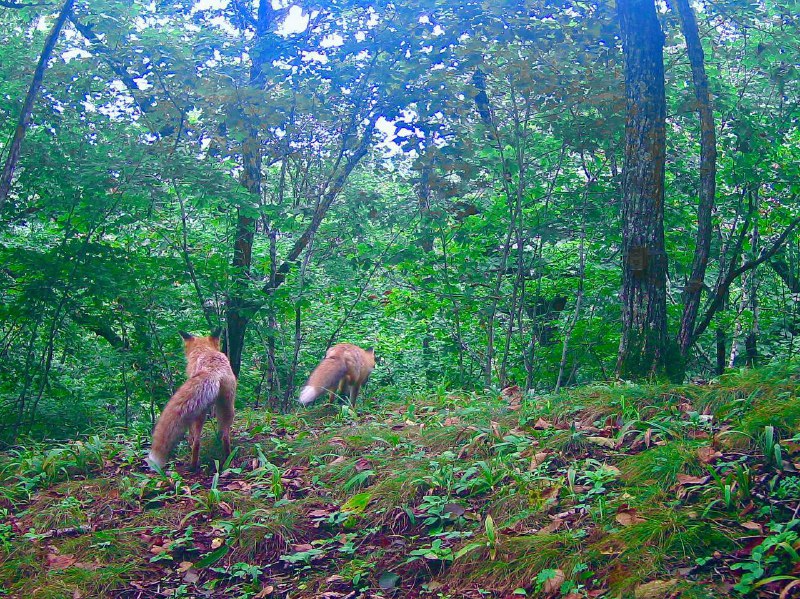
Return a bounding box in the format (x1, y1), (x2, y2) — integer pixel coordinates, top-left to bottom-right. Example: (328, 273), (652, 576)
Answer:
(188, 413), (207, 471)
(216, 381), (236, 462)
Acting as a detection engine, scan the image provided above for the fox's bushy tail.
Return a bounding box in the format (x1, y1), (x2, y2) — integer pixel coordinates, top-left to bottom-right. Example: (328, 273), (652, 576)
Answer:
(298, 360), (347, 406)
(147, 374), (221, 470)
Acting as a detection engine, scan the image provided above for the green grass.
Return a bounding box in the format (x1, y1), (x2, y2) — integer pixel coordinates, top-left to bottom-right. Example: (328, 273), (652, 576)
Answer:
(2, 362), (800, 597)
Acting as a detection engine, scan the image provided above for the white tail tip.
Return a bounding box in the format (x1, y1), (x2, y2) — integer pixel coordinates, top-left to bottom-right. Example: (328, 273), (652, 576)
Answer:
(146, 451), (165, 472)
(298, 386), (319, 406)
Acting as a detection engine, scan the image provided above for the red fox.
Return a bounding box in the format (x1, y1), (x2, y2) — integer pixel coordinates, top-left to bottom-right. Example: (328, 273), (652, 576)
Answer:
(147, 330), (236, 471)
(298, 343), (375, 406)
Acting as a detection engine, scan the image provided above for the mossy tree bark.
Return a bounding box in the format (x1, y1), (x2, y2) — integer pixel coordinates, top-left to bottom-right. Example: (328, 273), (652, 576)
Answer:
(616, 0), (670, 379)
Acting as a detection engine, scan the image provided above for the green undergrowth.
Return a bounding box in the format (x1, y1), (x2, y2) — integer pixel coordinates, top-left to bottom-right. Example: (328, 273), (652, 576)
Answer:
(2, 362), (800, 598)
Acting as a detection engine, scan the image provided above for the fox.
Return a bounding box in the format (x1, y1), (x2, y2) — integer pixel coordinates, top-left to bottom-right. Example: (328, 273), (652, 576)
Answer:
(298, 343), (375, 407)
(146, 330), (236, 471)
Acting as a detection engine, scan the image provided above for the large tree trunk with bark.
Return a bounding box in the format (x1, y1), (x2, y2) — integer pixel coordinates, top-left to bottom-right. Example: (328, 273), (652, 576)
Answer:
(226, 130), (261, 376)
(224, 0), (273, 376)
(616, 0), (671, 379)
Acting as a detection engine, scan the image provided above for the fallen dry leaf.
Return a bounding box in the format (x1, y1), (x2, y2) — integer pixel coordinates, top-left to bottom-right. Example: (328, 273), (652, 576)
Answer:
(530, 451), (550, 470)
(533, 418), (553, 430)
(615, 508), (646, 526)
(210, 537), (224, 549)
(634, 579), (678, 599)
(587, 436), (618, 449)
(543, 569), (565, 595)
(354, 458), (372, 472)
(183, 569), (200, 584)
(223, 481), (251, 492)
(538, 517), (564, 535)
(675, 474), (709, 486)
(779, 579), (800, 599)
(254, 585), (274, 598)
(501, 385), (522, 410)
(177, 561), (193, 573)
(697, 446), (722, 464)
(47, 553), (76, 569)
(540, 486), (560, 501)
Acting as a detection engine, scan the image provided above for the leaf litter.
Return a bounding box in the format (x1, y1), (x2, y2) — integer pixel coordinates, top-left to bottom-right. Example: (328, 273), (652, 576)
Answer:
(2, 366), (800, 597)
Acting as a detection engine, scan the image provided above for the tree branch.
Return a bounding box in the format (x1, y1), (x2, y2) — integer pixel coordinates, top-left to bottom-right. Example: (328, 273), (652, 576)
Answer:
(0, 0), (75, 211)
(691, 208), (800, 346)
(71, 311), (128, 350)
(265, 112), (379, 293)
(769, 253), (800, 294)
(69, 16), (174, 136)
(674, 0), (717, 357)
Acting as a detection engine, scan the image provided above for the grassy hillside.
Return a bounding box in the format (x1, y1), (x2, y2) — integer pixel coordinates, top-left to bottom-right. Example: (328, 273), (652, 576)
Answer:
(2, 363), (800, 598)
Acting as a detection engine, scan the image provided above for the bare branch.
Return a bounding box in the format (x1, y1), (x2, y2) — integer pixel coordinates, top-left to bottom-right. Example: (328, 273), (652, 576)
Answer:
(267, 112), (379, 292)
(691, 207), (800, 346)
(0, 0), (75, 211)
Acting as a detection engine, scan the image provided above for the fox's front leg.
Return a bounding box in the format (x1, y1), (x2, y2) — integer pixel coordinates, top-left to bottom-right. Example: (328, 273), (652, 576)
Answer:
(349, 382), (362, 407)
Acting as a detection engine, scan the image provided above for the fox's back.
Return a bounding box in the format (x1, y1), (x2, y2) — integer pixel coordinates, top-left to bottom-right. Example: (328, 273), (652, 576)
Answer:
(327, 343), (374, 381)
(184, 338), (235, 381)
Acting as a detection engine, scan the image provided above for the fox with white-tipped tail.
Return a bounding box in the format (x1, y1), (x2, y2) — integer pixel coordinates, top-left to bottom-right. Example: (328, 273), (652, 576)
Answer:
(147, 330), (236, 471)
(298, 343), (375, 407)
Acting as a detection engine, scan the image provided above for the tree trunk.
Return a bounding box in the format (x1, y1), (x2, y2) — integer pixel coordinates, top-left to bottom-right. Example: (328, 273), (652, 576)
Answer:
(0, 0), (75, 211)
(556, 195), (588, 391)
(616, 0), (670, 379)
(226, 129), (261, 376)
(674, 0), (717, 360)
(715, 325), (726, 375)
(744, 201), (760, 367)
(223, 0), (274, 376)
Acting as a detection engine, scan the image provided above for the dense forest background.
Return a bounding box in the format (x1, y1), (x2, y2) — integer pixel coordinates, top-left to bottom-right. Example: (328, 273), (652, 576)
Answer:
(1, 0), (800, 444)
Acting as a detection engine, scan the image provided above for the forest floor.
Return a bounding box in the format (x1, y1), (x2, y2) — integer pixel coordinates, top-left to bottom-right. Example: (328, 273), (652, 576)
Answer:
(3, 363), (800, 599)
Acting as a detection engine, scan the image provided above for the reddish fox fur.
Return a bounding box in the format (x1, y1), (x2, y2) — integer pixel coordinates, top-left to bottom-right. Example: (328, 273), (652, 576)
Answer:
(298, 343), (375, 407)
(147, 330), (236, 471)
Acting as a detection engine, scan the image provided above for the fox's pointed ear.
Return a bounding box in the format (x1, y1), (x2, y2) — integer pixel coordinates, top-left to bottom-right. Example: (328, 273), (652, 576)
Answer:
(210, 327), (222, 340)
(179, 331), (194, 341)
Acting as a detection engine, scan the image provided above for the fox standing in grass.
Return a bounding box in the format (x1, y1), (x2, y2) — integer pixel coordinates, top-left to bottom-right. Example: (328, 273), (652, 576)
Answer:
(147, 330), (236, 471)
(298, 343), (375, 407)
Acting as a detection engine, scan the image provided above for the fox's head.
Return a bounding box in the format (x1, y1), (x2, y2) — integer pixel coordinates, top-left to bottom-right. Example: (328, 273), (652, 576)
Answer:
(365, 346), (382, 366)
(179, 329), (222, 353)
